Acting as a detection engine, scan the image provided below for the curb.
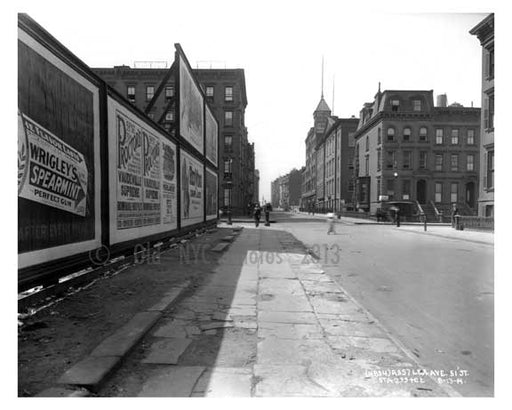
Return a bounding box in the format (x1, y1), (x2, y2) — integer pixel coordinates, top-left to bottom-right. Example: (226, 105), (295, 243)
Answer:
(397, 228), (494, 246)
(37, 280), (191, 396)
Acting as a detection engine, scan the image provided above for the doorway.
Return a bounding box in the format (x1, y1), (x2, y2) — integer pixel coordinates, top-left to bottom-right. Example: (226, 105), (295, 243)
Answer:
(465, 182), (475, 208)
(416, 179), (427, 204)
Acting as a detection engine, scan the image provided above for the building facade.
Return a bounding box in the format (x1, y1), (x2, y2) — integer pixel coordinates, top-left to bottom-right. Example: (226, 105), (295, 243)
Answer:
(470, 14), (494, 217)
(253, 169), (260, 203)
(92, 66), (255, 216)
(301, 97), (335, 211)
(353, 89), (480, 217)
(288, 168), (303, 207)
(315, 118), (359, 211)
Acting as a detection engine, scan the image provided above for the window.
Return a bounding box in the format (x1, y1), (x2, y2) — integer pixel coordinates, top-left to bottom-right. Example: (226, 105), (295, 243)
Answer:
(466, 154), (474, 171)
(386, 178), (396, 196)
(365, 136), (369, 151)
(467, 129), (475, 145)
(223, 188), (231, 207)
(377, 149), (381, 171)
(450, 154), (459, 171)
(224, 135), (233, 151)
(224, 159), (232, 177)
(413, 100), (422, 111)
(451, 129), (459, 145)
(419, 152), (427, 169)
(348, 132), (355, 147)
(435, 154), (443, 171)
(206, 86), (214, 98)
(365, 156), (369, 176)
(403, 151), (411, 169)
(450, 183), (458, 203)
(224, 111), (233, 126)
(387, 127), (395, 141)
(435, 129), (443, 144)
(486, 47), (494, 79)
(165, 111), (174, 122)
(435, 182), (443, 203)
(419, 127), (428, 142)
(386, 151), (395, 169)
(224, 86), (233, 102)
(165, 86), (174, 98)
(147, 112), (154, 120)
(402, 127), (411, 142)
(377, 128), (381, 144)
(127, 86), (136, 101)
(484, 93), (494, 129)
(487, 150), (494, 189)
(376, 177), (381, 197)
(146, 85), (155, 101)
(391, 99), (400, 112)
(402, 180), (411, 199)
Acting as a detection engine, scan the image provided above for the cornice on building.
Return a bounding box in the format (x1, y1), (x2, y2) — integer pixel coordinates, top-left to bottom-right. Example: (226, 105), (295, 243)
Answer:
(469, 14), (494, 45)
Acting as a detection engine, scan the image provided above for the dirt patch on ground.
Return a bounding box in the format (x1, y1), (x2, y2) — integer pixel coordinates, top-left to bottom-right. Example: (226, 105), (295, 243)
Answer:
(18, 227), (232, 397)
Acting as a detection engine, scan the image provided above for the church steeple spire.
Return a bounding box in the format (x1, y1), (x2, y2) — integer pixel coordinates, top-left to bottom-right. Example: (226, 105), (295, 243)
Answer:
(321, 56), (324, 99)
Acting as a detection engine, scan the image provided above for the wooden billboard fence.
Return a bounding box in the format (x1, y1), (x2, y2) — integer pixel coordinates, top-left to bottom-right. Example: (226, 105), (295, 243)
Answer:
(17, 14), (219, 292)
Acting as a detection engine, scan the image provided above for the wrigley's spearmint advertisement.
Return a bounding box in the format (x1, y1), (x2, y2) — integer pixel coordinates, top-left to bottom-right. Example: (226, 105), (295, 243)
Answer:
(18, 111), (88, 217)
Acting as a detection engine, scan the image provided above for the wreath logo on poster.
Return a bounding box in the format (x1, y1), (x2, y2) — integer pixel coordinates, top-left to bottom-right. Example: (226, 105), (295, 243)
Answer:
(18, 110), (28, 195)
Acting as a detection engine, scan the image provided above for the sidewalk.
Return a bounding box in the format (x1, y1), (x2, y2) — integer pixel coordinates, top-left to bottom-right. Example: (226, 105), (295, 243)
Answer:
(96, 227), (451, 397)
(18, 227), (235, 396)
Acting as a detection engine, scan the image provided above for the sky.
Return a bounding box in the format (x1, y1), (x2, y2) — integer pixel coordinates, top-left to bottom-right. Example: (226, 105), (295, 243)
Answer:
(5, 1), (512, 404)
(8, 0), (498, 203)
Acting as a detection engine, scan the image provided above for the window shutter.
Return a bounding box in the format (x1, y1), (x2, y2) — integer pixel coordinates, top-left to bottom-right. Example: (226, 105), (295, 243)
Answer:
(484, 51), (490, 78)
(484, 98), (489, 129)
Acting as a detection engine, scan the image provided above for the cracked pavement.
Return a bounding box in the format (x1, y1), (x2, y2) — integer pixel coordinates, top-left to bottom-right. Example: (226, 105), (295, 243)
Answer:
(99, 226), (449, 397)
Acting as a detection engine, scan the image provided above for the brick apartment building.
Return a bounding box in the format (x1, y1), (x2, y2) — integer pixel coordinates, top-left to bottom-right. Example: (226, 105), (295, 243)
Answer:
(470, 14), (494, 217)
(92, 65), (256, 216)
(315, 117), (359, 211)
(301, 96), (335, 211)
(353, 88), (480, 219)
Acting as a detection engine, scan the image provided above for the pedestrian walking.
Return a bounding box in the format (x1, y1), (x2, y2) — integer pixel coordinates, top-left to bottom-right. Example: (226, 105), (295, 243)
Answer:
(327, 212), (336, 235)
(451, 203), (459, 228)
(254, 204), (261, 227)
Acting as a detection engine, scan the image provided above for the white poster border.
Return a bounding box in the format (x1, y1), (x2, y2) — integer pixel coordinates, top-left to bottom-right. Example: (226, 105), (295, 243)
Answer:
(18, 28), (102, 269)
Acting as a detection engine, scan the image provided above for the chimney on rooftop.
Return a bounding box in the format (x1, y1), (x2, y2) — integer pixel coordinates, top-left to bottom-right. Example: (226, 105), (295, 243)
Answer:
(436, 94), (447, 107)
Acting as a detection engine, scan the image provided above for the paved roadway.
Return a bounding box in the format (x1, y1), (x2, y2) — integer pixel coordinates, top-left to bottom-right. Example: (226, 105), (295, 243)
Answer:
(271, 211), (494, 397)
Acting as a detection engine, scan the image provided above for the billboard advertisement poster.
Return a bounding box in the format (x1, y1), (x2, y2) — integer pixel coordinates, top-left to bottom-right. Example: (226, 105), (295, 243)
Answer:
(179, 56), (204, 154)
(108, 97), (177, 244)
(205, 104), (218, 167)
(18, 111), (88, 217)
(18, 27), (101, 270)
(181, 150), (204, 227)
(205, 167), (218, 220)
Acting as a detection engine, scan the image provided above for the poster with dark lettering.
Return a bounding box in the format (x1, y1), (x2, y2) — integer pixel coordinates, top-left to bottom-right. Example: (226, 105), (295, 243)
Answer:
(205, 167), (218, 220)
(179, 56), (204, 154)
(205, 105), (218, 167)
(181, 150), (204, 227)
(161, 140), (177, 226)
(142, 131), (161, 226)
(18, 111), (88, 217)
(108, 98), (177, 244)
(18, 28), (101, 270)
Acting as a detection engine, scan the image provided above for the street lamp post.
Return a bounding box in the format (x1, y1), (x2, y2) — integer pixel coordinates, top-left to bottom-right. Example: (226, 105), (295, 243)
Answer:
(227, 158), (233, 225)
(393, 172), (400, 227)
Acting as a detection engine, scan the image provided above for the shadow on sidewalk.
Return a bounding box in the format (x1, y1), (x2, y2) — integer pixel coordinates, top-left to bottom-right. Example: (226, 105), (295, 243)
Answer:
(98, 225), (308, 397)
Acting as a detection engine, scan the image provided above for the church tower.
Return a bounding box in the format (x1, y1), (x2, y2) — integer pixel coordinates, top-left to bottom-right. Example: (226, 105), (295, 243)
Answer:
(313, 57), (331, 138)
